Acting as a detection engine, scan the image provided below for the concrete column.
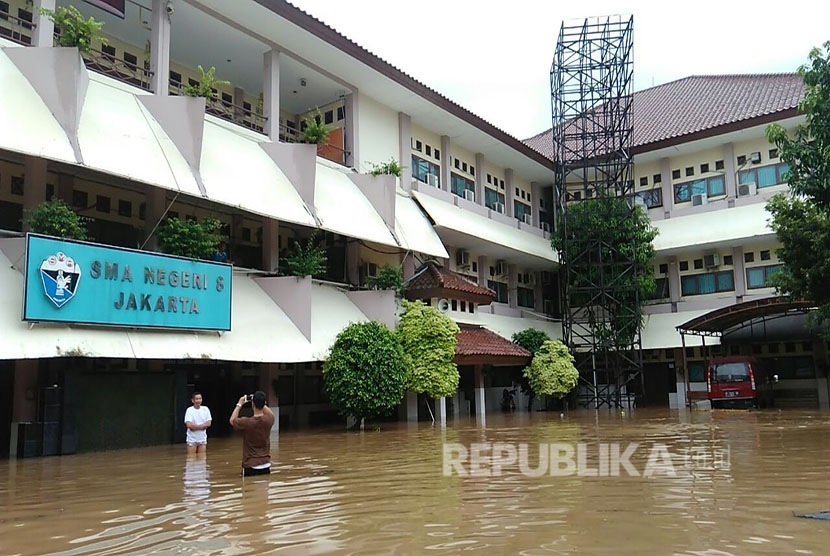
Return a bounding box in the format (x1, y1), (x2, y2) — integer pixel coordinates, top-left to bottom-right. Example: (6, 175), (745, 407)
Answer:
(232, 86), (245, 124)
(477, 255), (488, 289)
(508, 264), (518, 309)
(57, 173), (73, 204)
(534, 273), (544, 312)
(406, 391), (418, 422)
(474, 365), (486, 425)
(668, 256), (681, 306)
(505, 169), (515, 218)
(403, 254), (417, 280)
(346, 239), (360, 286)
(440, 135), (450, 192)
(22, 157), (48, 229)
(447, 247), (457, 272)
(723, 143), (737, 199)
(531, 182), (542, 228)
(344, 92), (358, 168)
(732, 246), (745, 300)
(32, 0), (56, 47)
(262, 218), (280, 272)
(399, 112), (412, 191)
(150, 0), (172, 96)
(436, 396), (447, 426)
(660, 157), (672, 217)
(144, 187), (167, 251)
(262, 49), (281, 140)
(13, 360), (38, 422)
(474, 153), (485, 206)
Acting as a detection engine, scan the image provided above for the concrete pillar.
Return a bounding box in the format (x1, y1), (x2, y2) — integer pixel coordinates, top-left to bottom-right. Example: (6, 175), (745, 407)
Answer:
(660, 157), (672, 217)
(668, 256), (681, 306)
(534, 272), (544, 313)
(477, 255), (488, 289)
(150, 0), (171, 96)
(233, 86), (245, 123)
(346, 239), (360, 286)
(402, 254), (417, 280)
(436, 396), (447, 426)
(474, 365), (486, 425)
(143, 187), (167, 251)
(31, 0), (56, 47)
(262, 218), (280, 272)
(474, 153), (485, 206)
(263, 49), (281, 140)
(723, 143), (737, 199)
(531, 182), (542, 228)
(344, 93), (358, 168)
(22, 157), (48, 229)
(732, 246), (745, 300)
(440, 135), (450, 192)
(505, 169), (515, 218)
(447, 247), (457, 272)
(399, 112), (412, 191)
(508, 264), (518, 309)
(13, 360), (38, 422)
(406, 391), (418, 422)
(57, 173), (73, 204)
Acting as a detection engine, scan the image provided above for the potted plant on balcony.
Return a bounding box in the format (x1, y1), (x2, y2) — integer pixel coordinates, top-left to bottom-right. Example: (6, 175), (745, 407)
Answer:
(38, 4), (106, 53)
(24, 199), (89, 240)
(366, 263), (403, 294)
(368, 158), (405, 177)
(183, 65), (230, 100)
(301, 109), (331, 146)
(283, 231), (327, 277)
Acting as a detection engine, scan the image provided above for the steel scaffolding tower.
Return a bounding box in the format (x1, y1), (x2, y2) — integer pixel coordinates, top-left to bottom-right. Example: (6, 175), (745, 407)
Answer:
(550, 15), (642, 409)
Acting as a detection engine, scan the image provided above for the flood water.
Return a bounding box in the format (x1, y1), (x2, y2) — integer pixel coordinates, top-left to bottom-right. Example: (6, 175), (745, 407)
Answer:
(1, 408), (829, 555)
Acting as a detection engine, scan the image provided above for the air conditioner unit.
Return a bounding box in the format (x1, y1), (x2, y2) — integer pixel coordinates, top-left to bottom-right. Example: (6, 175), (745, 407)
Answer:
(426, 173), (439, 187)
(737, 182), (757, 197)
(749, 151), (762, 164)
(495, 260), (507, 276)
(493, 202), (505, 214)
(521, 213), (532, 224)
(463, 189), (475, 202)
(703, 253), (720, 269)
(456, 249), (470, 267)
(691, 193), (708, 206)
(362, 262), (378, 278)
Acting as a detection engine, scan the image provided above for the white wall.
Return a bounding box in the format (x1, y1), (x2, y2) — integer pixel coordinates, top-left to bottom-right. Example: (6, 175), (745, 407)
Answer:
(357, 94), (399, 173)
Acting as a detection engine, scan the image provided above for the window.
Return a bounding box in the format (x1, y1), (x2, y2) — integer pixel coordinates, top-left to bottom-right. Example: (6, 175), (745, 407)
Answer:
(118, 200), (132, 217)
(434, 149), (440, 160)
(737, 155), (747, 166)
(738, 162), (790, 189)
(672, 169), (681, 180)
(769, 148), (779, 159)
(760, 250), (771, 261)
(688, 361), (706, 382)
(681, 270), (734, 296)
(517, 287), (534, 308)
(454, 159), (460, 170)
(170, 71), (182, 84)
(693, 259), (703, 270)
(659, 263), (668, 274)
(685, 167), (694, 177)
(462, 162), (467, 172)
(468, 303), (475, 314)
(337, 106), (345, 121)
(514, 201), (531, 221)
(72, 190), (88, 209)
(700, 163), (710, 173)
(411, 155), (440, 186)
(46, 183), (54, 200)
(679, 261), (689, 271)
(322, 110), (333, 125)
(487, 174), (492, 184)
(102, 44), (116, 60)
(746, 265), (782, 289)
(639, 177), (648, 187)
(715, 160), (724, 170)
(653, 173), (662, 184)
(460, 300), (467, 312)
(471, 261), (477, 272)
(124, 52), (138, 66)
(415, 140), (422, 152)
(673, 175), (726, 203)
(10, 176), (23, 196)
(450, 173), (474, 198)
(745, 252), (755, 263)
(723, 255), (733, 265)
(488, 280), (509, 303)
(96, 195), (111, 213)
(470, 166), (475, 176)
(627, 188), (663, 208)
(221, 92), (232, 107)
(484, 188), (506, 210)
(425, 145), (431, 157)
(649, 277), (670, 300)
(520, 190), (526, 200)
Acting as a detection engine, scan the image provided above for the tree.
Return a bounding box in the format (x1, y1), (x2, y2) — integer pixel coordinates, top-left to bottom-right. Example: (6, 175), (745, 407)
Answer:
(323, 321), (409, 424)
(25, 199), (89, 240)
(283, 232), (327, 277)
(766, 41), (830, 331)
(523, 340), (579, 399)
(512, 328), (551, 411)
(156, 217), (222, 259)
(552, 197), (658, 347)
(397, 299), (460, 399)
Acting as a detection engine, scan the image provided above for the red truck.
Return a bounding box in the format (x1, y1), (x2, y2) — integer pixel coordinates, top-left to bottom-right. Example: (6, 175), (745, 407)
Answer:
(706, 356), (778, 409)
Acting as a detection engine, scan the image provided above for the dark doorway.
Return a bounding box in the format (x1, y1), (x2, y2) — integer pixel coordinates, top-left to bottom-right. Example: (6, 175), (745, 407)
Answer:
(0, 361), (14, 458)
(642, 362), (673, 406)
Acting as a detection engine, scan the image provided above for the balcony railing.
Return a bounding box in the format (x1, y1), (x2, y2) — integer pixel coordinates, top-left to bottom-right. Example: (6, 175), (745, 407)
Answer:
(81, 46), (153, 91)
(0, 6), (33, 45)
(168, 80), (267, 133)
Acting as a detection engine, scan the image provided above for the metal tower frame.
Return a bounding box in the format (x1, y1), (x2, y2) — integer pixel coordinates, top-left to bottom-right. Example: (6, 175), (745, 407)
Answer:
(551, 15), (643, 409)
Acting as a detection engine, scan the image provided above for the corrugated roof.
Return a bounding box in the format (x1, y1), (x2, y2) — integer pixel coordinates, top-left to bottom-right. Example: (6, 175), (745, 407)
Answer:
(525, 74), (805, 160)
(456, 326), (531, 358)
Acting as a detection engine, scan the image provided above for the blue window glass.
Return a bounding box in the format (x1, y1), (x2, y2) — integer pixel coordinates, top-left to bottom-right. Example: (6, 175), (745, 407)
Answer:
(757, 165), (777, 187)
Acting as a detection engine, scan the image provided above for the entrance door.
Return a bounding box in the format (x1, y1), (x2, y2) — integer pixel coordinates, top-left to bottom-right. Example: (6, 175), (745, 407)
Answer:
(642, 362), (673, 407)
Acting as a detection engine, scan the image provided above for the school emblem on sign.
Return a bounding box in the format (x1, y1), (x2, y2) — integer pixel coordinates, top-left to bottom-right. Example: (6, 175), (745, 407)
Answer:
(39, 252), (81, 308)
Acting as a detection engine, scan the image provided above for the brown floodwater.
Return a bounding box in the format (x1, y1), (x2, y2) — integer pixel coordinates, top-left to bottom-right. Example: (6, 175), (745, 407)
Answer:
(1, 408), (829, 555)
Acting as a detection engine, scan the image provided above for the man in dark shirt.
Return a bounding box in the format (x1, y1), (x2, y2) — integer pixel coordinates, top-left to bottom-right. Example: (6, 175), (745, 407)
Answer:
(229, 390), (275, 476)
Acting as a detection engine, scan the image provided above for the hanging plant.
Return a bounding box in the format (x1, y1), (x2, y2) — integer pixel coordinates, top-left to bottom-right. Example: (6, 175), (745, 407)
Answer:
(283, 232), (328, 277)
(25, 199), (89, 240)
(39, 4), (107, 53)
(302, 109), (331, 145)
(183, 65), (230, 100)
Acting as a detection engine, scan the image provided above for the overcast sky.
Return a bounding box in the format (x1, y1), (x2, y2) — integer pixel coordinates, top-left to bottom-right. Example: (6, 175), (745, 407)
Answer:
(288, 0), (830, 139)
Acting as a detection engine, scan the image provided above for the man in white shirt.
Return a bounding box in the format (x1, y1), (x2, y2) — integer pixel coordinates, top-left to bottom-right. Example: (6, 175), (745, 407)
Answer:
(184, 392), (212, 454)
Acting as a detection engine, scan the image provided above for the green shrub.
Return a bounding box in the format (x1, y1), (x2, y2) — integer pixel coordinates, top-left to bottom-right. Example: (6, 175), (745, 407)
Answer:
(302, 110), (331, 145)
(156, 217), (222, 259)
(523, 340), (579, 398)
(39, 5), (106, 53)
(283, 232), (327, 277)
(25, 199), (89, 240)
(397, 299), (460, 398)
(183, 65), (230, 100)
(366, 264), (403, 293)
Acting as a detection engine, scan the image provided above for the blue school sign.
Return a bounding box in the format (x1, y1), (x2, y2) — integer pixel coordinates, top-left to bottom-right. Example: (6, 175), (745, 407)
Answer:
(23, 234), (232, 331)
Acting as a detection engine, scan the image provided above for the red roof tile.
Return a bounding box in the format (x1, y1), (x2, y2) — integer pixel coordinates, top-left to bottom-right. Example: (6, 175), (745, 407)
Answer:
(405, 261), (495, 304)
(455, 326), (531, 358)
(525, 74), (805, 159)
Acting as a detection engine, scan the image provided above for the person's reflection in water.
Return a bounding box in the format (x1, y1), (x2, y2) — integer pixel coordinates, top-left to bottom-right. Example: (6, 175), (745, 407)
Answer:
(183, 455), (211, 503)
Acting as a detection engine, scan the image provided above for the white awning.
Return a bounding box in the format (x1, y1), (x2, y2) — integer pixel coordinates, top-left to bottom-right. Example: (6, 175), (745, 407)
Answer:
(315, 163), (400, 248)
(641, 310), (719, 349)
(412, 190), (558, 267)
(199, 117), (317, 227)
(0, 245), (312, 362)
(77, 77), (204, 197)
(395, 190), (449, 259)
(311, 282), (371, 360)
(653, 203), (774, 254)
(0, 47), (76, 163)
